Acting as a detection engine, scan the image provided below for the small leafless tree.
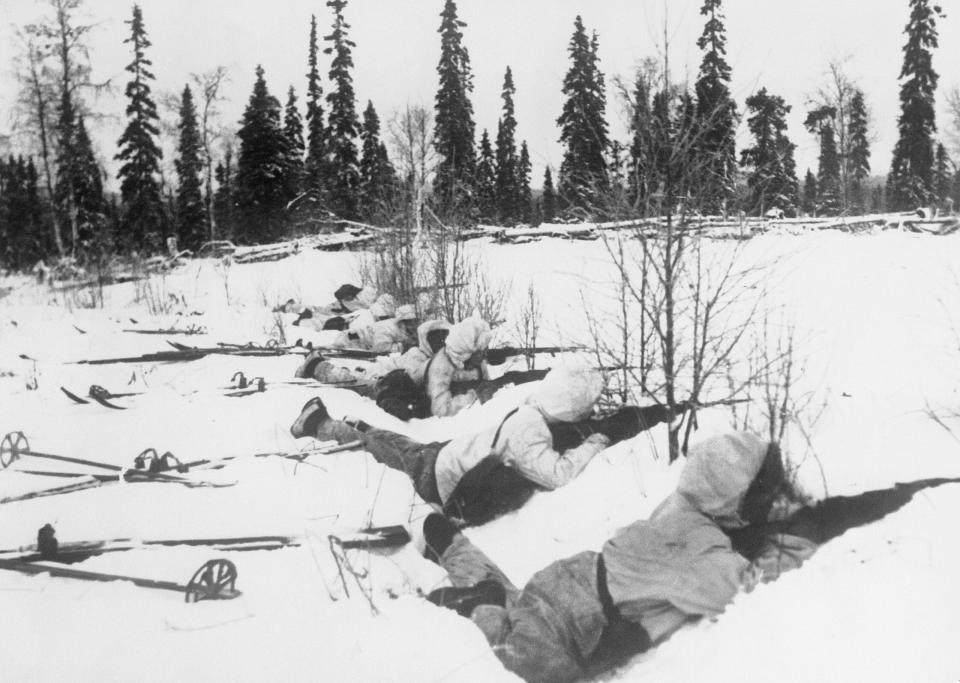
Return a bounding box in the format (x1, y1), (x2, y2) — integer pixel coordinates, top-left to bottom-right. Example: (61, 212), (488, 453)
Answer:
(513, 283), (542, 369)
(192, 67), (230, 239)
(580, 54), (800, 460)
(11, 29), (61, 254)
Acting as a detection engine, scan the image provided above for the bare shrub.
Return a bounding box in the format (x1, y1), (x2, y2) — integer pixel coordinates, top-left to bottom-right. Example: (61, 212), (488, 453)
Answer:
(511, 283), (542, 369)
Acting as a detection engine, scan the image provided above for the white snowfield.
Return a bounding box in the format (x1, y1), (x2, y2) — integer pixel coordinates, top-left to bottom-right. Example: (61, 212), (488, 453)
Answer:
(1, 228), (960, 682)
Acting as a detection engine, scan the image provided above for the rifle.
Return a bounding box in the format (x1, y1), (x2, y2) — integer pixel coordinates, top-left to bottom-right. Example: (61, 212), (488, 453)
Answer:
(726, 477), (960, 559)
(451, 369), (550, 396)
(486, 345), (587, 366)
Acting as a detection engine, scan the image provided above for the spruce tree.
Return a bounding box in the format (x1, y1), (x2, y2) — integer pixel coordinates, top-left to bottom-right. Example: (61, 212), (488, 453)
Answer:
(802, 169), (818, 216)
(740, 88), (797, 215)
(115, 4), (163, 252)
(283, 86), (306, 201)
(934, 143), (952, 204)
(557, 17), (608, 211)
(0, 157), (47, 269)
(694, 0), (737, 213)
(542, 167), (556, 223)
(434, 0), (476, 213)
(475, 129), (497, 221)
(359, 100), (394, 219)
(324, 0), (361, 219)
(517, 141), (532, 223)
(54, 86), (79, 253)
(174, 85), (206, 251)
(805, 106), (841, 215)
(628, 70), (653, 209)
(304, 15), (327, 196)
(70, 116), (106, 249)
(888, 0), (942, 208)
(847, 90), (871, 213)
(236, 65), (289, 243)
(495, 66), (518, 223)
(213, 148), (236, 239)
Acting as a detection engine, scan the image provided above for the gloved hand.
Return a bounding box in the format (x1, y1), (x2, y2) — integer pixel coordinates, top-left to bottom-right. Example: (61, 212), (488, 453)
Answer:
(476, 382), (498, 404)
(595, 406), (643, 443)
(485, 348), (508, 366)
(292, 308), (313, 326)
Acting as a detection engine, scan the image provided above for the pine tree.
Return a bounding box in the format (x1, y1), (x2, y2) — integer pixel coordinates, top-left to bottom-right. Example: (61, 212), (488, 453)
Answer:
(323, 0), (360, 219)
(542, 167), (557, 223)
(802, 168), (818, 216)
(283, 86), (305, 201)
(434, 0), (476, 213)
(693, 0), (737, 214)
(557, 17), (608, 211)
(475, 129), (496, 221)
(495, 66), (519, 223)
(934, 143), (952, 204)
(517, 141), (532, 223)
(888, 0), (942, 209)
(359, 100), (395, 219)
(304, 15), (327, 196)
(740, 88), (797, 215)
(174, 84), (206, 251)
(236, 65), (289, 243)
(115, 4), (163, 252)
(847, 90), (871, 213)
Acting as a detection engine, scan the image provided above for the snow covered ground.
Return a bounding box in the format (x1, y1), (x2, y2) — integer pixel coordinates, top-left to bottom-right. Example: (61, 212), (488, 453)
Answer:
(1, 228), (960, 682)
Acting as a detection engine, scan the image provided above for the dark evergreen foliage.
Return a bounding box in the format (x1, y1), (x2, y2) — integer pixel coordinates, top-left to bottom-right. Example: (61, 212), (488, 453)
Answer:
(847, 90), (871, 213)
(805, 106), (841, 215)
(236, 65), (289, 243)
(693, 0), (737, 213)
(174, 85), (206, 251)
(283, 86), (306, 202)
(213, 148), (236, 239)
(517, 141), (532, 223)
(115, 4), (163, 252)
(324, 0), (361, 219)
(888, 0), (942, 208)
(627, 71), (654, 208)
(495, 66), (518, 223)
(358, 100), (397, 219)
(802, 168), (818, 216)
(740, 88), (798, 215)
(557, 17), (608, 211)
(0, 156), (48, 269)
(934, 143), (952, 204)
(434, 0), (477, 213)
(475, 129), (497, 221)
(542, 167), (557, 223)
(304, 14), (327, 197)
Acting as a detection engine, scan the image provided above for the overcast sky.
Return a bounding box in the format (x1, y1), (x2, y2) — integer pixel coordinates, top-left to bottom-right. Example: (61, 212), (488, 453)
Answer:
(1, 0), (958, 190)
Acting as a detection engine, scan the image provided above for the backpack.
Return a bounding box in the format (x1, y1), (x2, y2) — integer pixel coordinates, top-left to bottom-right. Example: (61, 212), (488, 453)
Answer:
(374, 369), (431, 421)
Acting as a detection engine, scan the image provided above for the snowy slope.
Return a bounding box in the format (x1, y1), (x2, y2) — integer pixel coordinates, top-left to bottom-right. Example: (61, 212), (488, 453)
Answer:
(1, 229), (959, 682)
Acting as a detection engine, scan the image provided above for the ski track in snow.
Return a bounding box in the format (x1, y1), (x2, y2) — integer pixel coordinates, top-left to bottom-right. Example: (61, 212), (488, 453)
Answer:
(1, 229), (960, 682)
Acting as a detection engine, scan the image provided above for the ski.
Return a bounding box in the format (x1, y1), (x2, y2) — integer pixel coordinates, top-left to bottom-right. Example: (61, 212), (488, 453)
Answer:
(60, 386), (90, 404)
(0, 525), (301, 563)
(330, 525), (411, 550)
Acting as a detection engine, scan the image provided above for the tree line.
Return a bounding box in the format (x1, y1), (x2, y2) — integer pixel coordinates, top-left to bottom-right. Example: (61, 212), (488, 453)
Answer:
(1, 0), (957, 271)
